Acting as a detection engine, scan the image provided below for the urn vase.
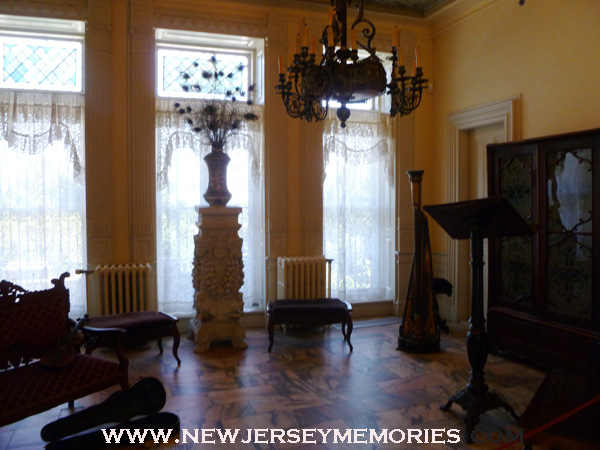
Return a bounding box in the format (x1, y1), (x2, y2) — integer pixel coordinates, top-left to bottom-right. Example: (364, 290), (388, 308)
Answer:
(203, 147), (232, 206)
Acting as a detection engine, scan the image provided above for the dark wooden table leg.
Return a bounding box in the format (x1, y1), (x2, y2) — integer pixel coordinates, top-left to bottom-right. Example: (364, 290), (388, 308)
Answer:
(268, 318), (275, 352)
(172, 327), (181, 365)
(345, 317), (353, 351)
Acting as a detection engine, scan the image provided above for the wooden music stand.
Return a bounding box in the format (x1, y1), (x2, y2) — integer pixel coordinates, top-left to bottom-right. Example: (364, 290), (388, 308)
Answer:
(423, 197), (533, 443)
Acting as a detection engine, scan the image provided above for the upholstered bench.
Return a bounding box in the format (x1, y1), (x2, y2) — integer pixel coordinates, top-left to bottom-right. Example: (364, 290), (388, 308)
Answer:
(267, 298), (353, 352)
(83, 311), (181, 365)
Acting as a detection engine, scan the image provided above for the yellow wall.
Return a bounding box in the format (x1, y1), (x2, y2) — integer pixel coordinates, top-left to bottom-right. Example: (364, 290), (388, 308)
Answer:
(428, 0), (600, 250)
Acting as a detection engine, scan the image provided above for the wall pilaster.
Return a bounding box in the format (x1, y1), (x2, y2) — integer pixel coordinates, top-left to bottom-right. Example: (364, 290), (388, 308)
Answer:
(395, 31), (418, 313)
(265, 12), (289, 302)
(86, 0), (115, 264)
(129, 0), (156, 262)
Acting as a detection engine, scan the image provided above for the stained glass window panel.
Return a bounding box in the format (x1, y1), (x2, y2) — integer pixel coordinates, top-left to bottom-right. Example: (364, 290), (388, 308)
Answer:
(1, 36), (82, 92)
(157, 48), (249, 100)
(498, 153), (533, 305)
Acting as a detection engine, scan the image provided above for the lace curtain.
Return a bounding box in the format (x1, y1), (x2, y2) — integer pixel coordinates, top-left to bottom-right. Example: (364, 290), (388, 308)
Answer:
(0, 91), (87, 317)
(156, 98), (264, 315)
(323, 109), (395, 302)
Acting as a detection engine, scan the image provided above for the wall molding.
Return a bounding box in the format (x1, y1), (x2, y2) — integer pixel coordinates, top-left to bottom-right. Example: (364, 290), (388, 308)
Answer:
(153, 8), (267, 38)
(0, 0), (86, 19)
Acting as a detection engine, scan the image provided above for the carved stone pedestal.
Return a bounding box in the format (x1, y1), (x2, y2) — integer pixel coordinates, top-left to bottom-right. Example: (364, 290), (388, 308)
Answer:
(190, 206), (247, 352)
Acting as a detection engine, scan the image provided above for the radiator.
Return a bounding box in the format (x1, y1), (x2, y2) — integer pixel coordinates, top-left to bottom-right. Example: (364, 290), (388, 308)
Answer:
(79, 263), (157, 316)
(276, 256), (332, 300)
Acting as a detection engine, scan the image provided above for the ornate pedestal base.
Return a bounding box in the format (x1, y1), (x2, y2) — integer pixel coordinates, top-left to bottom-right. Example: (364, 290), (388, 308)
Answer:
(440, 386), (519, 444)
(440, 320), (519, 443)
(191, 206), (247, 353)
(190, 317), (247, 353)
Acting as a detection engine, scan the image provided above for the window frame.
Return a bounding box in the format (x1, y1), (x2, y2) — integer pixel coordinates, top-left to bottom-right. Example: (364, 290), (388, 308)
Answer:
(154, 28), (266, 314)
(155, 28), (262, 103)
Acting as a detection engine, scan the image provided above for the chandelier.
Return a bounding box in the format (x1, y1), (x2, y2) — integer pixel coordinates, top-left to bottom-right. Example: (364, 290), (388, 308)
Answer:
(275, 0), (428, 128)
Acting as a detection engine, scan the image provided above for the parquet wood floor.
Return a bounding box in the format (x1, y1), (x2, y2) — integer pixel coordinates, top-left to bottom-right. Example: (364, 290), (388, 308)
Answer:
(0, 320), (546, 449)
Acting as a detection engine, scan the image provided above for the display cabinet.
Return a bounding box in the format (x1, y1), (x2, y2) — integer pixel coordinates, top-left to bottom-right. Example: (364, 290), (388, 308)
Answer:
(487, 128), (600, 369)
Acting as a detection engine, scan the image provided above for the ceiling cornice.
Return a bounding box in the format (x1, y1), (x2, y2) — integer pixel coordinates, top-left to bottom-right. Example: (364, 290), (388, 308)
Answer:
(282, 0), (457, 19)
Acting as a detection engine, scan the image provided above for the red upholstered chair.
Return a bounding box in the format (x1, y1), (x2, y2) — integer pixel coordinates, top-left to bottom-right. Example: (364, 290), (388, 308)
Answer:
(0, 273), (129, 428)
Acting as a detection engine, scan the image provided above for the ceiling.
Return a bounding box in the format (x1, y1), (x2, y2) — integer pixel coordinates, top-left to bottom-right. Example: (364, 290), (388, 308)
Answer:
(294, 0), (456, 18)
(357, 0), (454, 17)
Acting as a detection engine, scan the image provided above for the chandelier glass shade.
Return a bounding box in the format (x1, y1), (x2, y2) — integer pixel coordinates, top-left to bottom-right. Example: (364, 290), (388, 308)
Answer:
(275, 0), (428, 128)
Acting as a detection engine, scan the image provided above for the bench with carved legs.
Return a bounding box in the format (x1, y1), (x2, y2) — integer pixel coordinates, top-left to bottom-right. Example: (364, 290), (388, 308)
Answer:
(267, 298), (353, 352)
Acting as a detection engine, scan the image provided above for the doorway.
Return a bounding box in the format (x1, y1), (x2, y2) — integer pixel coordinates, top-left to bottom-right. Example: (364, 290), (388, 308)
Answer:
(465, 123), (505, 316)
(446, 96), (521, 321)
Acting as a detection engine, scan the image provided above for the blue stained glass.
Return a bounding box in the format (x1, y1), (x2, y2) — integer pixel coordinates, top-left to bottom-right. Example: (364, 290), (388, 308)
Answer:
(1, 37), (82, 92)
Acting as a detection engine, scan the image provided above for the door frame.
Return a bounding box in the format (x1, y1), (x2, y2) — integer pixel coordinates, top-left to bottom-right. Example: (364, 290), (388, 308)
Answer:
(445, 95), (521, 321)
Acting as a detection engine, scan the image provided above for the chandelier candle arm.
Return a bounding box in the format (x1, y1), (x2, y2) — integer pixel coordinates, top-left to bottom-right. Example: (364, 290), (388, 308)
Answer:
(275, 0), (428, 127)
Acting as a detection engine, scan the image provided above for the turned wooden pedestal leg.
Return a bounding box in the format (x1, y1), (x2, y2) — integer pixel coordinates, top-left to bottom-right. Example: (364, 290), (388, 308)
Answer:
(440, 228), (519, 443)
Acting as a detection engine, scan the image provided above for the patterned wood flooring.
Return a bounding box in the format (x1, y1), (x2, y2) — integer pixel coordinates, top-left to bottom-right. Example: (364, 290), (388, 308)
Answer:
(0, 319), (547, 449)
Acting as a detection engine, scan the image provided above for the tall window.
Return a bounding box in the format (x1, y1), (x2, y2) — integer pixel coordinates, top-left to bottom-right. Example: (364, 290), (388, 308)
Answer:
(155, 29), (264, 315)
(323, 110), (395, 302)
(0, 16), (86, 317)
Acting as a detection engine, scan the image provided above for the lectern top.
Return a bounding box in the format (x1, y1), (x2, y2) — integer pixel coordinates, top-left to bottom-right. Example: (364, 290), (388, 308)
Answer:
(423, 197), (533, 240)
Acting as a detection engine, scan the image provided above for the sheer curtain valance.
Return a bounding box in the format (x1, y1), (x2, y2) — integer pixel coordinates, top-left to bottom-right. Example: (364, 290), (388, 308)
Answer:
(155, 98), (265, 315)
(0, 91), (86, 317)
(323, 109), (395, 302)
(323, 109), (394, 186)
(0, 91), (85, 179)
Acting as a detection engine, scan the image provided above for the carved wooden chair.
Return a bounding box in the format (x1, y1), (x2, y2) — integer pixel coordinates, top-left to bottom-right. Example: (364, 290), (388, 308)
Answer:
(0, 273), (129, 427)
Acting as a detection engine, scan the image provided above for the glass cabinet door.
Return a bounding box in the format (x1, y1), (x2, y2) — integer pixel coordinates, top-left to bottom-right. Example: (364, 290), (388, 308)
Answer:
(545, 147), (593, 322)
(495, 150), (535, 306)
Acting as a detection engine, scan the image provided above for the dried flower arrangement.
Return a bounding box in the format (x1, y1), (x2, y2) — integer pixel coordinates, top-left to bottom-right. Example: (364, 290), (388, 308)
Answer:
(174, 55), (259, 150)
